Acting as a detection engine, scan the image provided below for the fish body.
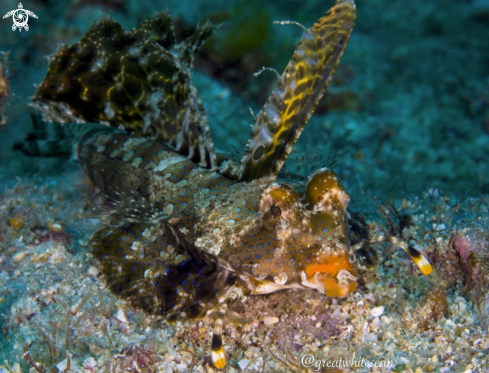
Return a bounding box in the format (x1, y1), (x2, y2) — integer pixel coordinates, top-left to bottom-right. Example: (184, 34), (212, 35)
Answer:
(77, 128), (355, 306)
(31, 0), (431, 368)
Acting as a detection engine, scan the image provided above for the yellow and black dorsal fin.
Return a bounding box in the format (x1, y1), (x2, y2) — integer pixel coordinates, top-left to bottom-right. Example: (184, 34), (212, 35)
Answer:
(239, 0), (356, 182)
(31, 12), (217, 169)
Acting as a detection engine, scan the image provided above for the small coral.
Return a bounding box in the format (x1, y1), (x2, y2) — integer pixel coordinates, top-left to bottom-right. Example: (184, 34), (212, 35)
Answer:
(111, 345), (159, 373)
(452, 232), (478, 262)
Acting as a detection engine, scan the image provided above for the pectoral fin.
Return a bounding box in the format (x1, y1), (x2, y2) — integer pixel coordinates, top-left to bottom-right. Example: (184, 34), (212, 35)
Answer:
(90, 222), (221, 320)
(32, 12), (217, 169)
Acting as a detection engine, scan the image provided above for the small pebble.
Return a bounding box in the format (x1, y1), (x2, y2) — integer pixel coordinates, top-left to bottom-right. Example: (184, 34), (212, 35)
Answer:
(9, 217), (24, 228)
(12, 252), (26, 262)
(263, 316), (279, 326)
(176, 364), (187, 371)
(83, 357), (97, 369)
(87, 266), (100, 277)
(238, 359), (250, 370)
(49, 222), (64, 232)
(56, 359), (68, 372)
(115, 309), (127, 323)
(370, 306), (384, 317)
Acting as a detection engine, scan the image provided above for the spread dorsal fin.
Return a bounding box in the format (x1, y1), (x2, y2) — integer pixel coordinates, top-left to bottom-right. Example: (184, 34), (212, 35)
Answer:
(238, 0), (356, 181)
(31, 12), (217, 168)
(175, 20), (214, 68)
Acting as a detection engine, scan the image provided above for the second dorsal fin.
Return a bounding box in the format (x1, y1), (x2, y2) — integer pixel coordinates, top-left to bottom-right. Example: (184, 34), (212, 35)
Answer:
(239, 0), (356, 182)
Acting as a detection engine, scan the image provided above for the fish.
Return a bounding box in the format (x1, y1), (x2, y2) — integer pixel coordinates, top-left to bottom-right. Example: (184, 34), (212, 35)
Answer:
(31, 0), (432, 368)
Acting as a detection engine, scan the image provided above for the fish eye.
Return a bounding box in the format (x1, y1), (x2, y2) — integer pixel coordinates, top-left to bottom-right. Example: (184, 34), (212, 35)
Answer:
(270, 204), (282, 217)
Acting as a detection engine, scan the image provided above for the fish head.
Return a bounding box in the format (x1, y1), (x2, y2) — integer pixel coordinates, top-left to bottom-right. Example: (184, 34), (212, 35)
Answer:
(254, 168), (356, 297)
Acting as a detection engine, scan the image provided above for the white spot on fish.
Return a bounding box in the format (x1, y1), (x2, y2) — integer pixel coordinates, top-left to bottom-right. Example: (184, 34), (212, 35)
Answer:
(274, 272), (288, 285)
(156, 150), (167, 158)
(123, 150), (134, 162)
(144, 160), (156, 170)
(104, 103), (115, 119)
(163, 203), (174, 215)
(109, 149), (121, 158)
(154, 157), (186, 172)
(123, 137), (148, 151)
(131, 156), (143, 168)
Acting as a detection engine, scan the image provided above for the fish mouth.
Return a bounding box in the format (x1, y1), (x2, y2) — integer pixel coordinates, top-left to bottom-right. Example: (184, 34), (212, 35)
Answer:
(301, 252), (357, 297)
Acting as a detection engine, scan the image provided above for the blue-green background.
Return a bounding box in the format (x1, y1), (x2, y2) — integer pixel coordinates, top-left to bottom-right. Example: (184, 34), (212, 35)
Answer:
(0, 0), (488, 199)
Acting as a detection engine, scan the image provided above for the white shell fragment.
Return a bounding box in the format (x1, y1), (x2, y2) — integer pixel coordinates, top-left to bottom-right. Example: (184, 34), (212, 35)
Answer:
(87, 266), (100, 277)
(115, 309), (127, 323)
(263, 316), (279, 326)
(56, 359), (69, 372)
(238, 359), (250, 370)
(370, 306), (385, 317)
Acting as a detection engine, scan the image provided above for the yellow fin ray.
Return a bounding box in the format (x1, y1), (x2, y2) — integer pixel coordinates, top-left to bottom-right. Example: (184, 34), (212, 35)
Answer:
(239, 0), (356, 181)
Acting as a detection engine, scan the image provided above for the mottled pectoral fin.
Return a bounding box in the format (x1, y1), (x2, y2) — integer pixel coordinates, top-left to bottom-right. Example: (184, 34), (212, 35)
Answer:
(76, 187), (168, 224)
(31, 12), (217, 168)
(239, 0), (356, 181)
(131, 10), (176, 49)
(175, 20), (214, 68)
(90, 222), (222, 320)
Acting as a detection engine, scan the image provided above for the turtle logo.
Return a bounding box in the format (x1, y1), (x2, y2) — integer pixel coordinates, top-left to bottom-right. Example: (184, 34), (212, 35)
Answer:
(3, 3), (38, 32)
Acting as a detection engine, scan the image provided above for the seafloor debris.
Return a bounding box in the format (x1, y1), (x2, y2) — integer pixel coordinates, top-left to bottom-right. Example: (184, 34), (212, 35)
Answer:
(111, 345), (159, 373)
(30, 224), (72, 246)
(0, 173), (488, 372)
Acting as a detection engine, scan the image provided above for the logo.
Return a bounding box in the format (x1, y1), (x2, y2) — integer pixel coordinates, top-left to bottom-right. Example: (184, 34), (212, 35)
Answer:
(3, 3), (37, 32)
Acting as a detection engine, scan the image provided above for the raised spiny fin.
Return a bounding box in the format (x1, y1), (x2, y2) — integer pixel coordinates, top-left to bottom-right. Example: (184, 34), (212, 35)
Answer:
(76, 185), (169, 224)
(175, 20), (214, 68)
(90, 222), (225, 320)
(31, 12), (217, 169)
(351, 235), (433, 275)
(238, 0), (356, 181)
(131, 10), (176, 50)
